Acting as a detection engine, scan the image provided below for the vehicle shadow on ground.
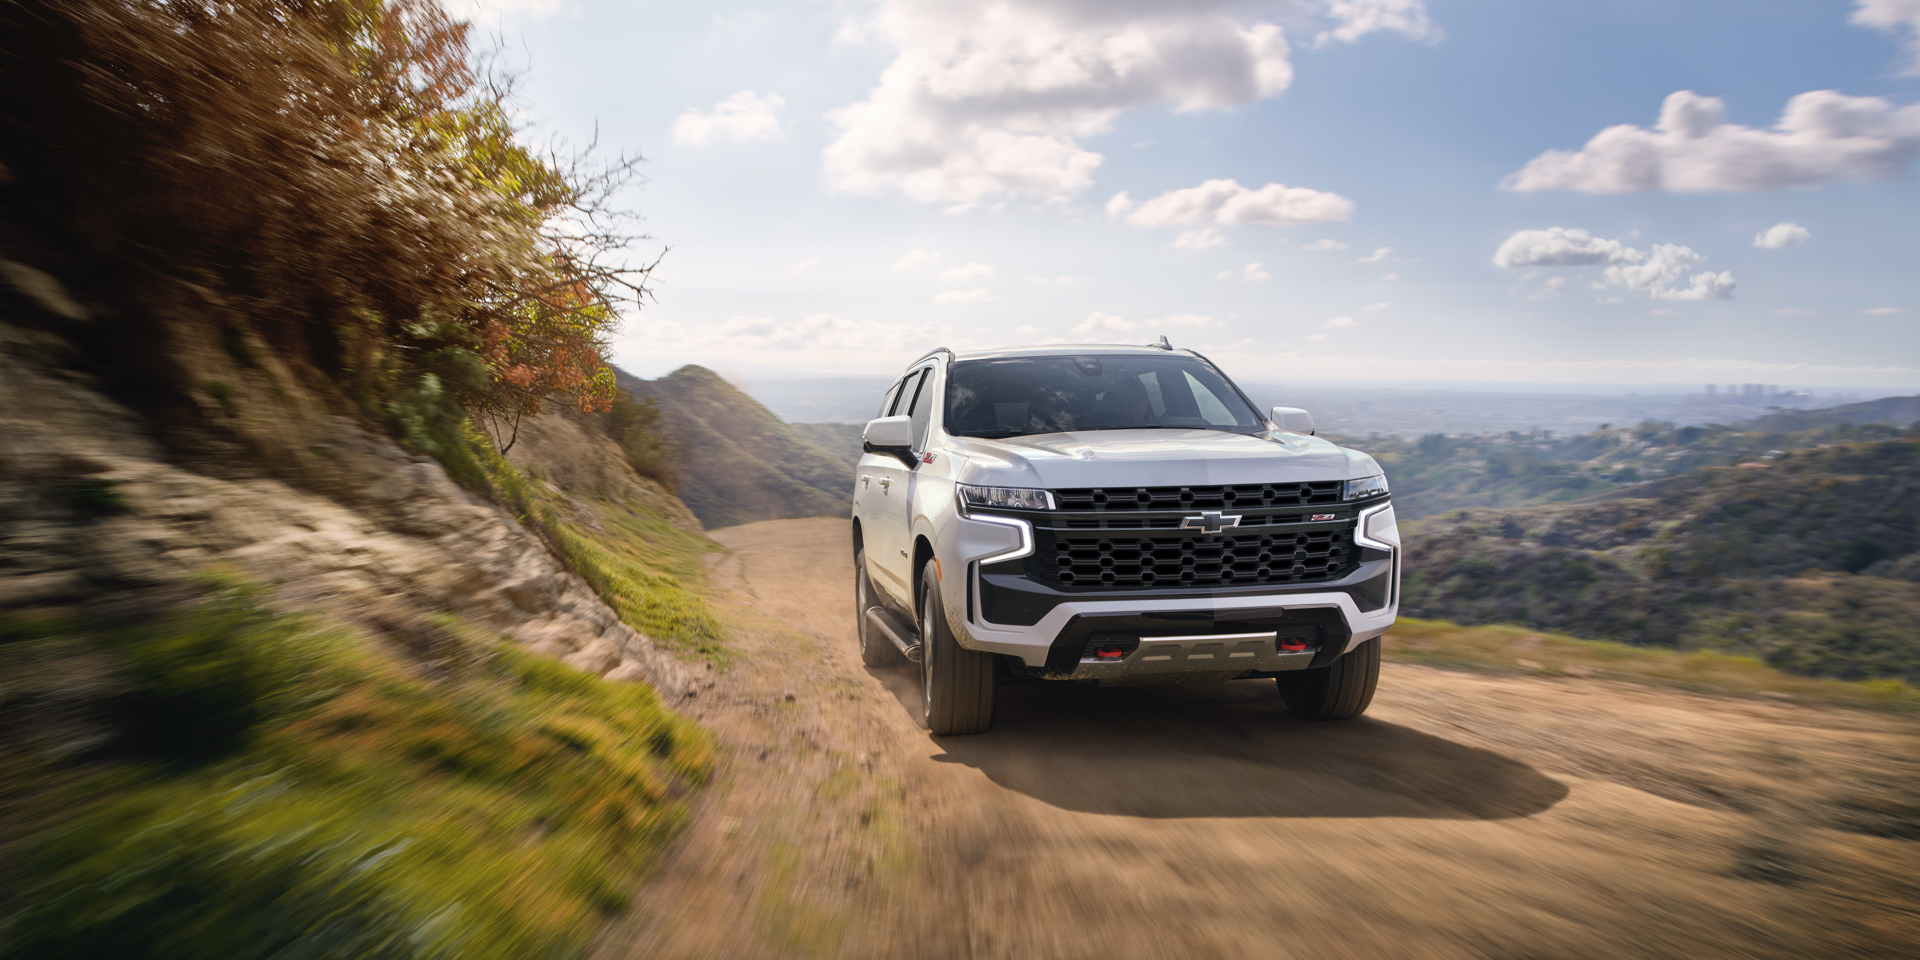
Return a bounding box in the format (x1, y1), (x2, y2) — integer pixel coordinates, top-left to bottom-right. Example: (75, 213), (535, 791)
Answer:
(871, 665), (1568, 820)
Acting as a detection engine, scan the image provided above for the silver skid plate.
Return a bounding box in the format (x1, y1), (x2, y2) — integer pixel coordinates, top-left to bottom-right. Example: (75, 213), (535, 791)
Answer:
(1068, 631), (1315, 681)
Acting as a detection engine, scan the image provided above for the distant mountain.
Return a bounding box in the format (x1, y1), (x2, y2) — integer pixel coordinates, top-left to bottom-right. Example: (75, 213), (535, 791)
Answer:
(1736, 395), (1920, 433)
(1399, 440), (1920, 680)
(791, 422), (865, 473)
(613, 365), (853, 529)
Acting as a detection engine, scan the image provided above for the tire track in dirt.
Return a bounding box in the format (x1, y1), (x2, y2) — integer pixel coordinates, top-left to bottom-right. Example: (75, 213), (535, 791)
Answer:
(595, 518), (1920, 960)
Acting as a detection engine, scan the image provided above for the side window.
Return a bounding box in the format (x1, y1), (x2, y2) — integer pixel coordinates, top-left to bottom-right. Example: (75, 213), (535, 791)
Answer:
(904, 367), (934, 450)
(878, 378), (904, 418)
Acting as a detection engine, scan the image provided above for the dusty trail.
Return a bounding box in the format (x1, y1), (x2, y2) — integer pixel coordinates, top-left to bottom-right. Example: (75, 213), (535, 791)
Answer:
(596, 518), (1920, 960)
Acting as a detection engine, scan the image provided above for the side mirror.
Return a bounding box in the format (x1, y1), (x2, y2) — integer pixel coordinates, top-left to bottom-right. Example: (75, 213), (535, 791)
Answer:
(863, 415), (913, 451)
(1270, 406), (1315, 436)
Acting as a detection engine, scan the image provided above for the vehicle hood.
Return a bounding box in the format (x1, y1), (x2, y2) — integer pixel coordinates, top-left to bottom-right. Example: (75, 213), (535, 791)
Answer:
(947, 429), (1380, 489)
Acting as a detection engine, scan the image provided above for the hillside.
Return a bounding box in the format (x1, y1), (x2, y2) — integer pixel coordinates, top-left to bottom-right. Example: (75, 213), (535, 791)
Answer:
(1336, 412), (1916, 519)
(791, 421), (866, 472)
(614, 366), (855, 529)
(1399, 440), (1920, 679)
(1736, 394), (1920, 433)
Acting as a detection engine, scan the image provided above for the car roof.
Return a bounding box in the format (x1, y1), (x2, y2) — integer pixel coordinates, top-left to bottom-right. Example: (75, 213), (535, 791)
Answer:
(944, 343), (1199, 363)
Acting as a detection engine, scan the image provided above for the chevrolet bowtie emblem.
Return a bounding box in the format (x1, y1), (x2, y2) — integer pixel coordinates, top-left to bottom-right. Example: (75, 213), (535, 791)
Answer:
(1179, 511), (1241, 534)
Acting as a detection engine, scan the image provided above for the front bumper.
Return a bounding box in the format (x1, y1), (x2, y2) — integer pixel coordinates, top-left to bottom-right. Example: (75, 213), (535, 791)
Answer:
(935, 501), (1400, 678)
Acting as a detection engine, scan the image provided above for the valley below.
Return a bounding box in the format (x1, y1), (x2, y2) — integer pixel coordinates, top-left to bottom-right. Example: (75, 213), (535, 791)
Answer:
(596, 518), (1920, 960)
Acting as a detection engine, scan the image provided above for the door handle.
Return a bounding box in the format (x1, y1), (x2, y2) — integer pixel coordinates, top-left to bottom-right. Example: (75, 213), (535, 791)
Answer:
(879, 477), (891, 489)
(860, 475), (871, 487)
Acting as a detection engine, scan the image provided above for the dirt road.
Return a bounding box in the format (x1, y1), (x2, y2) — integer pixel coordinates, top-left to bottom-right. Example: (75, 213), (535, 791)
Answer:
(595, 518), (1920, 960)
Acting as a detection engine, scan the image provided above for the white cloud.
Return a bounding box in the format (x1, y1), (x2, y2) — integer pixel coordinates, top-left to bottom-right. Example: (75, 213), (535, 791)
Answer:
(825, 1), (1300, 203)
(441, 0), (565, 25)
(629, 312), (952, 357)
(1317, 0), (1439, 47)
(1122, 178), (1355, 227)
(1165, 313), (1222, 326)
(894, 248), (941, 271)
(1174, 228), (1229, 250)
(1073, 312), (1138, 333)
(1357, 246), (1391, 263)
(1363, 301), (1390, 311)
(1240, 263), (1272, 281)
(1376, 272), (1398, 282)
(933, 288), (996, 305)
(1504, 90), (1920, 193)
(1495, 228), (1732, 301)
(1325, 316), (1357, 329)
(1070, 311), (1218, 335)
(1649, 308), (1682, 317)
(1753, 222), (1811, 248)
(672, 91), (786, 147)
(1306, 333), (1328, 341)
(788, 257), (821, 276)
(938, 262), (995, 282)
(1300, 239), (1348, 251)
(1493, 227), (1645, 267)
(1601, 244), (1736, 301)
(1864, 306), (1905, 315)
(1522, 276), (1568, 300)
(1029, 274), (1088, 284)
(1854, 0), (1920, 74)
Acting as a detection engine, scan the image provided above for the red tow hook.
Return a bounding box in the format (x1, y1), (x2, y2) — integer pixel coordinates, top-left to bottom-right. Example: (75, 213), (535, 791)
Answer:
(1094, 644), (1127, 660)
(1279, 638), (1308, 651)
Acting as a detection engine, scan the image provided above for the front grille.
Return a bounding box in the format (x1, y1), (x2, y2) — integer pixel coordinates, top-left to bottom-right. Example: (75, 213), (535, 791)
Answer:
(1035, 528), (1354, 589)
(1055, 482), (1341, 512)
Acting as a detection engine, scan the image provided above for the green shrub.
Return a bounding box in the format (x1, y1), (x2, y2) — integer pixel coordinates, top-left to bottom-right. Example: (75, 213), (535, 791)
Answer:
(111, 581), (330, 761)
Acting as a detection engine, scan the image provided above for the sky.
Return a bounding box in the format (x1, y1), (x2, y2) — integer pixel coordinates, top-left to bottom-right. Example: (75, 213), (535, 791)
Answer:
(453, 0), (1920, 391)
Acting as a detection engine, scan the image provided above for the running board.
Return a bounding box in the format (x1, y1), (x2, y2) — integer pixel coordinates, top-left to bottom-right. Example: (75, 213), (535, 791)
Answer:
(865, 605), (922, 663)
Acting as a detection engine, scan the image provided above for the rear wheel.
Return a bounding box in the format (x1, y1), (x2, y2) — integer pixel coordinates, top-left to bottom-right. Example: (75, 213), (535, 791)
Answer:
(854, 539), (893, 666)
(1276, 636), (1380, 720)
(919, 563), (994, 735)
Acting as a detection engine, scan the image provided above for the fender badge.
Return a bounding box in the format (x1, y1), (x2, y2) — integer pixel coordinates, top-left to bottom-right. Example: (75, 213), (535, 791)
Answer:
(921, 453), (936, 463)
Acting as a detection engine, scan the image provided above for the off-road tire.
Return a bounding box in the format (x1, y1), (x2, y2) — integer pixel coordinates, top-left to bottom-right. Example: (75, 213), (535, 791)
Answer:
(919, 563), (994, 735)
(854, 539), (893, 666)
(1275, 636), (1380, 720)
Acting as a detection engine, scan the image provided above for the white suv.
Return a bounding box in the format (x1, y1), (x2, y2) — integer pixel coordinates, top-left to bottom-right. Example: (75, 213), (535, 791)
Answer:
(850, 343), (1399, 735)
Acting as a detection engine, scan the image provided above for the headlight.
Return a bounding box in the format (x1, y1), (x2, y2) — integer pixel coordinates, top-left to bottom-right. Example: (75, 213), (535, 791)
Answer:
(1342, 475), (1388, 500)
(957, 484), (1052, 514)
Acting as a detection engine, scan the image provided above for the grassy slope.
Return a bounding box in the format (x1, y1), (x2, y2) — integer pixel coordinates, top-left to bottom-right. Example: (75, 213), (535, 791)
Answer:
(1387, 617), (1919, 713)
(613, 366), (853, 529)
(1, 585), (712, 960)
(1399, 440), (1920, 679)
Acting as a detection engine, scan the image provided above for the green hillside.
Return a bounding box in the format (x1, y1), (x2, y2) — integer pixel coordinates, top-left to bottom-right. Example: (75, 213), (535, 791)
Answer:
(1400, 440), (1920, 680)
(614, 366), (854, 529)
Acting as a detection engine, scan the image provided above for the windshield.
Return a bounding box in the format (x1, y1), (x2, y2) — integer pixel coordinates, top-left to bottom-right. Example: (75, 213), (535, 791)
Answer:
(944, 355), (1266, 438)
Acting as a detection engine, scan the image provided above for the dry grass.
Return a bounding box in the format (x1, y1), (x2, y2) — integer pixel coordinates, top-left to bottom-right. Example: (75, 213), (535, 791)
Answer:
(1387, 616), (1920, 713)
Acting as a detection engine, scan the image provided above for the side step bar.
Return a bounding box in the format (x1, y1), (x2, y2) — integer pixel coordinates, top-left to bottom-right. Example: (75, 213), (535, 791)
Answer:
(865, 605), (923, 663)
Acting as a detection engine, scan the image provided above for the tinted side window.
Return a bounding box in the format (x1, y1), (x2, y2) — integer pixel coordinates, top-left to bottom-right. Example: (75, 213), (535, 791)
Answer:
(879, 378), (904, 418)
(904, 368), (934, 449)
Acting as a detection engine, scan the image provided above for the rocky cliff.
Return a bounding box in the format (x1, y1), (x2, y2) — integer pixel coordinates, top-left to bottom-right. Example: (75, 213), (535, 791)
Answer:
(0, 257), (704, 699)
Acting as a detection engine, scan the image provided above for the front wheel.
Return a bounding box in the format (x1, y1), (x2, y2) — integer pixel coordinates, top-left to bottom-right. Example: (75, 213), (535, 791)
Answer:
(1275, 636), (1380, 720)
(919, 563), (994, 735)
(854, 539), (893, 666)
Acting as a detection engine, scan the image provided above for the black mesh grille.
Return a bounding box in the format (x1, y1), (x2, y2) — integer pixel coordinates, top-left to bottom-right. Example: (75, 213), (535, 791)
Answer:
(1055, 482), (1341, 512)
(1036, 528), (1354, 589)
